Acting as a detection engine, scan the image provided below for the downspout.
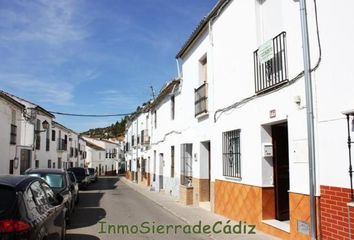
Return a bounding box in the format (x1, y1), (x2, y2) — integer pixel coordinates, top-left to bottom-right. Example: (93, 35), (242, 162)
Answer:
(176, 58), (182, 79)
(299, 0), (317, 239)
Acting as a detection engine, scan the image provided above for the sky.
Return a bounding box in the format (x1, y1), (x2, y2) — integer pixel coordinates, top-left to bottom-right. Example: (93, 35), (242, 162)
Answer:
(0, 0), (217, 133)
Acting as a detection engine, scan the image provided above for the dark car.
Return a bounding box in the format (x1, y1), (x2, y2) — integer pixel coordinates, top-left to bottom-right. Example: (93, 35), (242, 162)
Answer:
(0, 175), (66, 240)
(67, 171), (79, 205)
(67, 167), (90, 190)
(24, 168), (75, 222)
(88, 168), (98, 182)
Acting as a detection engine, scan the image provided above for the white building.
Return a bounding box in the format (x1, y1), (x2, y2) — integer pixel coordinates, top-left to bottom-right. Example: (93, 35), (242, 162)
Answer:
(0, 92), (25, 175)
(82, 136), (120, 175)
(124, 0), (354, 239)
(174, 0), (354, 239)
(124, 103), (152, 183)
(2, 91), (56, 173)
(1, 91), (87, 174)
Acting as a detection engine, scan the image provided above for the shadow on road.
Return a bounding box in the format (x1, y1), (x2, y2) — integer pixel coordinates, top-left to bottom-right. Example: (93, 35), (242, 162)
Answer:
(66, 233), (100, 240)
(77, 192), (104, 208)
(85, 177), (120, 191)
(68, 207), (106, 229)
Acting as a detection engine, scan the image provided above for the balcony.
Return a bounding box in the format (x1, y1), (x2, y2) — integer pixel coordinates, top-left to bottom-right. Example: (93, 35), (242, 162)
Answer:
(254, 32), (288, 94)
(57, 139), (67, 151)
(142, 129), (150, 145)
(194, 82), (208, 117)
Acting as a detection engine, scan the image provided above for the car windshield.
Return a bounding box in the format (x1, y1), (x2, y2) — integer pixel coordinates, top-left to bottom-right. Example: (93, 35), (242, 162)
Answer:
(88, 168), (95, 174)
(27, 173), (65, 189)
(0, 187), (16, 215)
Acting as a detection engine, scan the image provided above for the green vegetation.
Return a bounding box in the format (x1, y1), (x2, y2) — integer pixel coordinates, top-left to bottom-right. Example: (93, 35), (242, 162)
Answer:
(81, 116), (128, 139)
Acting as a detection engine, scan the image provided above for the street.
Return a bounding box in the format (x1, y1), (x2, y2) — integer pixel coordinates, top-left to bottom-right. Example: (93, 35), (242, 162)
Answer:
(66, 177), (211, 240)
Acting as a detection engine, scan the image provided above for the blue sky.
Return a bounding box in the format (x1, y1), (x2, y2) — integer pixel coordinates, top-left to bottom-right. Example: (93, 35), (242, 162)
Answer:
(0, 0), (216, 132)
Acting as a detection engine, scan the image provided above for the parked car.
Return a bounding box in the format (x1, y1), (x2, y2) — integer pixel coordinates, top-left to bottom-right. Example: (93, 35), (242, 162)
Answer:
(24, 168), (75, 222)
(67, 167), (90, 190)
(67, 171), (79, 205)
(88, 168), (98, 182)
(0, 175), (66, 240)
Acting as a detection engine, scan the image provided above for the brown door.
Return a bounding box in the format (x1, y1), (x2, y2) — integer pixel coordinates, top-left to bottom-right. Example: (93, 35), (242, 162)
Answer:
(272, 123), (290, 221)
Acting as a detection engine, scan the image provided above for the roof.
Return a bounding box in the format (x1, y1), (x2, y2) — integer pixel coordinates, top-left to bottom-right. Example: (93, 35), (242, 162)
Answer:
(1, 90), (55, 118)
(150, 79), (180, 109)
(0, 175), (41, 191)
(0, 91), (25, 110)
(176, 0), (231, 58)
(84, 140), (105, 151)
(25, 168), (66, 174)
(52, 120), (78, 135)
(99, 138), (120, 145)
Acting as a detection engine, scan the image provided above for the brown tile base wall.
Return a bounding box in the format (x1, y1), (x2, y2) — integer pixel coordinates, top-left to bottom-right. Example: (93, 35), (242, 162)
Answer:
(180, 185), (193, 205)
(192, 178), (210, 206)
(214, 179), (318, 240)
(210, 181), (215, 213)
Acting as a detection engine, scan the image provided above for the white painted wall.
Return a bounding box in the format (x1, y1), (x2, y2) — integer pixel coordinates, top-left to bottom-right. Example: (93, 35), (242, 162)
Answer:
(0, 98), (23, 175)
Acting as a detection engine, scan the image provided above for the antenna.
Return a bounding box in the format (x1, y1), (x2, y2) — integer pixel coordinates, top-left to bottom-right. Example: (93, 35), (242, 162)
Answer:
(150, 86), (155, 100)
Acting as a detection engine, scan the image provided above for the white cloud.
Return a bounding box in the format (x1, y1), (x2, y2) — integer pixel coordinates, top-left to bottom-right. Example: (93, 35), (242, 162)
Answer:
(0, 73), (74, 106)
(0, 0), (89, 45)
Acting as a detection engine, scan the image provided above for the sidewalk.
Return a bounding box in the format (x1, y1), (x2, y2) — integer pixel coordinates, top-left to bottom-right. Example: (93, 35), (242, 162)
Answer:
(120, 177), (279, 240)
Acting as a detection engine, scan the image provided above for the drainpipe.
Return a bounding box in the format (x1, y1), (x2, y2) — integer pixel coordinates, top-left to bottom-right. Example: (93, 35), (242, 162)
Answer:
(299, 0), (317, 239)
(176, 58), (182, 79)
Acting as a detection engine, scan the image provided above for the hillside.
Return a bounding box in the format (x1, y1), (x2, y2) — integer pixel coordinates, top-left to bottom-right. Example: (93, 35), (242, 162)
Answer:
(81, 116), (127, 139)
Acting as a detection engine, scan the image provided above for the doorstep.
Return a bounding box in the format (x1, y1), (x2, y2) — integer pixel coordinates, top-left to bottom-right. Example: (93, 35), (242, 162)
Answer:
(262, 219), (290, 233)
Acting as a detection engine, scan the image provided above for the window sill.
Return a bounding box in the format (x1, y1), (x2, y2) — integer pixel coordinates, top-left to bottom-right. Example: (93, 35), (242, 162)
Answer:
(195, 111), (209, 119)
(224, 176), (242, 182)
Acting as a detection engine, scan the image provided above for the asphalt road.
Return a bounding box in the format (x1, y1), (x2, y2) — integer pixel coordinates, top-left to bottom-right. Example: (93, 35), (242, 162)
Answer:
(66, 177), (211, 240)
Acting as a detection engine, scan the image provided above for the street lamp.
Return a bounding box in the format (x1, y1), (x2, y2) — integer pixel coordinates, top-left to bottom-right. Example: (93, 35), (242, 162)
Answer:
(35, 120), (49, 133)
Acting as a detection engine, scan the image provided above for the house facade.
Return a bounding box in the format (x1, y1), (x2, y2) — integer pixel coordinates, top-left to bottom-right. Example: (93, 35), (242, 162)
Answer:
(0, 92), (25, 175)
(124, 0), (354, 239)
(82, 136), (120, 175)
(0, 91), (87, 174)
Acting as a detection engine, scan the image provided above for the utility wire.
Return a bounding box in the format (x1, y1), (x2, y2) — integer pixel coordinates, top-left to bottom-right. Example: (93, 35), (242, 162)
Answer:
(49, 111), (133, 117)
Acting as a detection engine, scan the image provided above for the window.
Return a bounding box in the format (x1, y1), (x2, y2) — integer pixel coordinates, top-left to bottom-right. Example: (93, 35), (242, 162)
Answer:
(10, 124), (17, 145)
(35, 160), (39, 168)
(30, 181), (47, 206)
(222, 129), (241, 178)
(58, 158), (62, 169)
(171, 96), (175, 120)
(154, 110), (157, 128)
(171, 146), (175, 178)
(70, 147), (73, 157)
(52, 130), (56, 141)
(40, 182), (56, 205)
(180, 144), (192, 186)
(35, 134), (41, 150)
(48, 159), (52, 168)
(46, 129), (50, 151)
(254, 32), (288, 93)
(131, 135), (135, 147)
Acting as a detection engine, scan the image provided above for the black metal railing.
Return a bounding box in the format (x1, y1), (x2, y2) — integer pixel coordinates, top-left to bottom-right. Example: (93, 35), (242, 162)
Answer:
(254, 32), (288, 94)
(345, 114), (354, 201)
(195, 82), (208, 117)
(57, 139), (67, 151)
